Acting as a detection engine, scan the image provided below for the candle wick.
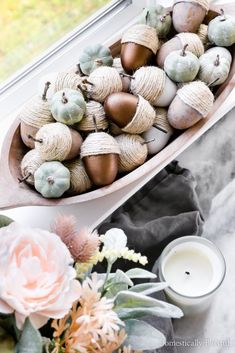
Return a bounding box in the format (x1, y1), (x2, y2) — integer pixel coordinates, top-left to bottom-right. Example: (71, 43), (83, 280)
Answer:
(185, 271), (190, 275)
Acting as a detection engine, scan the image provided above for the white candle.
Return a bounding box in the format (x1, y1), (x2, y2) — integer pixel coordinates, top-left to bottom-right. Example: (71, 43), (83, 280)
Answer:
(159, 236), (226, 315)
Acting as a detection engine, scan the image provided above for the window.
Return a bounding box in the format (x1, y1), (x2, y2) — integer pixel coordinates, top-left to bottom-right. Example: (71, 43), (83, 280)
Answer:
(0, 0), (111, 84)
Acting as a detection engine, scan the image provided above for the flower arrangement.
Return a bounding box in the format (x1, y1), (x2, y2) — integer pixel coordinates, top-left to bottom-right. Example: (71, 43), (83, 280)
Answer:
(0, 214), (183, 353)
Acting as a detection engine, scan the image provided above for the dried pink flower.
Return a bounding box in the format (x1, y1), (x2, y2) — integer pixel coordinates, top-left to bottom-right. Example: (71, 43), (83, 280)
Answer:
(52, 215), (100, 263)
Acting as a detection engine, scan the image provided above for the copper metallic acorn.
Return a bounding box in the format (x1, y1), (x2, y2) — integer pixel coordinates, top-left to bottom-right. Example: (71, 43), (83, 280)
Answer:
(104, 92), (155, 134)
(168, 81), (214, 129)
(121, 24), (159, 74)
(172, 0), (209, 33)
(80, 130), (120, 187)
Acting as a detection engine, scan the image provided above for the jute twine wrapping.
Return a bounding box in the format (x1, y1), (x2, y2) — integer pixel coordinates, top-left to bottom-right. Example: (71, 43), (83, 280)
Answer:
(81, 132), (120, 158)
(76, 101), (108, 132)
(122, 95), (156, 134)
(121, 24), (159, 54)
(177, 33), (204, 57)
(87, 67), (122, 102)
(115, 134), (148, 172)
(177, 81), (214, 117)
(54, 72), (83, 92)
(174, 0), (209, 11)
(35, 122), (73, 161)
(131, 67), (166, 105)
(64, 159), (92, 195)
(154, 108), (173, 134)
(18, 95), (54, 128)
(112, 57), (124, 73)
(20, 149), (45, 185)
(197, 24), (209, 45)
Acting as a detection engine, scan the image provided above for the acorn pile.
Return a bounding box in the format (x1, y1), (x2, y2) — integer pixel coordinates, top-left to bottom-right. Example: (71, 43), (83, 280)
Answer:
(18, 1), (235, 199)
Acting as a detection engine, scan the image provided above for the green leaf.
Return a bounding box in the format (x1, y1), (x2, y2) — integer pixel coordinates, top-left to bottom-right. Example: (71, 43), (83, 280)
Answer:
(16, 318), (42, 353)
(0, 215), (13, 228)
(112, 270), (134, 287)
(116, 305), (183, 320)
(105, 283), (129, 299)
(125, 268), (157, 279)
(124, 319), (166, 350)
(129, 282), (168, 296)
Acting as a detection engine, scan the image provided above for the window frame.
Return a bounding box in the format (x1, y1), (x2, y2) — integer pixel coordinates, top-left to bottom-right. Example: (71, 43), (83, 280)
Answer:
(0, 0), (149, 119)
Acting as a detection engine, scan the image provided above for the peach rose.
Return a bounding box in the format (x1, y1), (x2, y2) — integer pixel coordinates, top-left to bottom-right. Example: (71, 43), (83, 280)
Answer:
(0, 222), (81, 329)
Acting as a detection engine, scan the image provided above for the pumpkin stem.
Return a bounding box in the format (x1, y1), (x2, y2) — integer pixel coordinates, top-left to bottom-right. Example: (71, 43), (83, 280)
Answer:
(220, 8), (226, 21)
(207, 77), (220, 87)
(214, 54), (220, 67)
(160, 12), (170, 23)
(62, 92), (68, 104)
(181, 44), (189, 57)
(120, 72), (135, 80)
(95, 59), (103, 66)
(27, 134), (43, 143)
(141, 138), (155, 145)
(75, 63), (83, 75)
(47, 176), (55, 185)
(153, 124), (168, 134)
(42, 81), (51, 101)
(18, 173), (31, 183)
(145, 10), (150, 24)
(92, 115), (98, 133)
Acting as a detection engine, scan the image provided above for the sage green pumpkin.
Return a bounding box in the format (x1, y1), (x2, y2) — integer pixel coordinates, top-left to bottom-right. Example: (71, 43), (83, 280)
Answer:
(50, 88), (86, 125)
(139, 5), (172, 38)
(164, 45), (200, 83)
(79, 44), (113, 75)
(199, 47), (232, 86)
(208, 10), (235, 47)
(34, 161), (70, 198)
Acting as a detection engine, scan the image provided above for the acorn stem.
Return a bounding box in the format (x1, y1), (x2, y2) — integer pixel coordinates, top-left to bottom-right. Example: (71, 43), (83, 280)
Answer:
(141, 138), (155, 145)
(153, 124), (168, 134)
(145, 9), (150, 24)
(120, 72), (135, 79)
(42, 81), (51, 101)
(62, 92), (68, 104)
(83, 78), (94, 86)
(220, 8), (226, 21)
(214, 54), (220, 67)
(207, 77), (220, 87)
(92, 115), (98, 133)
(181, 44), (189, 57)
(27, 135), (43, 143)
(18, 173), (31, 183)
(75, 63), (82, 75)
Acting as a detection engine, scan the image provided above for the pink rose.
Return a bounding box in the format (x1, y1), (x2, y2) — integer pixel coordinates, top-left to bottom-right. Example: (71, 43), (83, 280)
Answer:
(0, 222), (81, 329)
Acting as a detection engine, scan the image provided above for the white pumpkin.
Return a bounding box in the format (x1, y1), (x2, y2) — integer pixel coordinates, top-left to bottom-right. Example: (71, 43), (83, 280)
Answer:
(198, 47), (232, 86)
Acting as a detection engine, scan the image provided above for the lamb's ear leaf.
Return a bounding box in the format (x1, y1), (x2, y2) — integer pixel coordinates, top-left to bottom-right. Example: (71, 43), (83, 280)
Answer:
(16, 318), (42, 353)
(0, 215), (13, 229)
(125, 268), (157, 279)
(124, 319), (166, 350)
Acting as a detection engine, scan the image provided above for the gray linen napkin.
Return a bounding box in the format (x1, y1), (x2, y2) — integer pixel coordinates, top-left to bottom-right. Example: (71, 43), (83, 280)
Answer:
(98, 161), (204, 353)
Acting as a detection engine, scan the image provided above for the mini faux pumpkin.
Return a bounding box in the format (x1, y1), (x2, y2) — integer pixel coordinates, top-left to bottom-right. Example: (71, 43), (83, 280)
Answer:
(34, 161), (70, 198)
(164, 44), (200, 82)
(208, 9), (235, 47)
(198, 47), (232, 86)
(139, 5), (172, 38)
(79, 44), (113, 75)
(50, 88), (86, 125)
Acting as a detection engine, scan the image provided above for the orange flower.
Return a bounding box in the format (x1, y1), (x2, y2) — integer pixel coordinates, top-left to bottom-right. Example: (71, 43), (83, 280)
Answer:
(52, 215), (100, 263)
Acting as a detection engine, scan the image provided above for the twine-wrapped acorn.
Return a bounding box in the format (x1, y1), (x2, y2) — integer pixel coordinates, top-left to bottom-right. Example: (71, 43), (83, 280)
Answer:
(197, 24), (209, 47)
(113, 57), (131, 92)
(173, 0), (209, 33)
(121, 24), (159, 73)
(19, 82), (54, 149)
(33, 122), (83, 161)
(20, 149), (45, 185)
(115, 134), (149, 172)
(81, 126), (120, 186)
(168, 81), (214, 129)
(64, 159), (92, 195)
(131, 67), (177, 107)
(142, 108), (174, 155)
(76, 101), (108, 132)
(104, 92), (156, 134)
(81, 67), (122, 103)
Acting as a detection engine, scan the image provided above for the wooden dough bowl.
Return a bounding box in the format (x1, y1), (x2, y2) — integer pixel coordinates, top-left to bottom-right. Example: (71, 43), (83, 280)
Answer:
(0, 3), (235, 210)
